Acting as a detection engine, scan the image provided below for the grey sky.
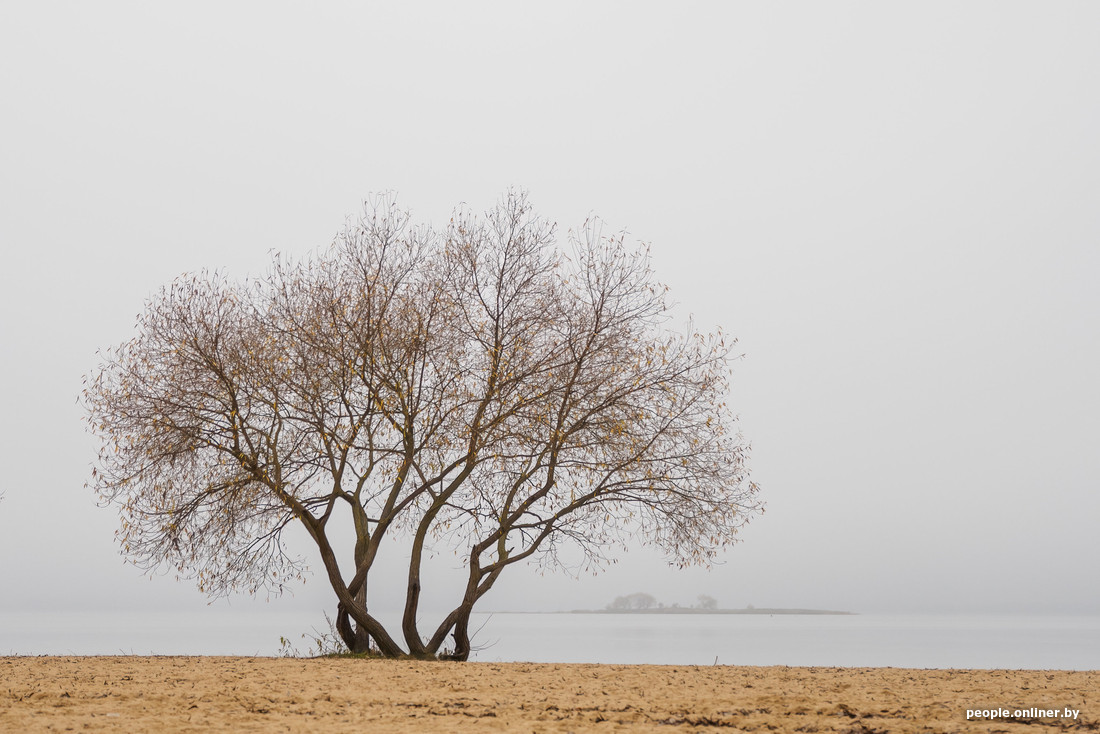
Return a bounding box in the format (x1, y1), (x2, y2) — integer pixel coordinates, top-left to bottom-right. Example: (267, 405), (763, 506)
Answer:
(1, 2), (1097, 626)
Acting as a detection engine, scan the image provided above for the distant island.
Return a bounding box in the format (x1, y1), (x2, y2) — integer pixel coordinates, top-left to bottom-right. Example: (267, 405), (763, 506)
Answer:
(567, 607), (855, 615)
(592, 593), (854, 615)
(488, 592), (856, 616)
(481, 607), (856, 615)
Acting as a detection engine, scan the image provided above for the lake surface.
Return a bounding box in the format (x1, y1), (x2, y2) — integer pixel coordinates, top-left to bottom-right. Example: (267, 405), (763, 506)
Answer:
(468, 613), (1100, 670)
(2, 611), (1097, 670)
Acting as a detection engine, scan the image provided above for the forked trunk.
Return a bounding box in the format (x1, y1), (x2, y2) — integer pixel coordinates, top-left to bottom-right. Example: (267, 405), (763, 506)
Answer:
(441, 605), (474, 661)
(335, 582), (373, 654)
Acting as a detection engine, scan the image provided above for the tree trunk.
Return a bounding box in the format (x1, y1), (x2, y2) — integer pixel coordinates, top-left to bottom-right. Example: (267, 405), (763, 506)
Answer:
(335, 602), (356, 651)
(335, 583), (373, 653)
(441, 605), (473, 661)
(401, 576), (429, 658)
(402, 512), (440, 658)
(351, 580), (371, 652)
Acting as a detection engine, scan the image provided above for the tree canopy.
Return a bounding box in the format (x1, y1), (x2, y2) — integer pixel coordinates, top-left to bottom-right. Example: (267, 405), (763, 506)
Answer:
(84, 191), (760, 659)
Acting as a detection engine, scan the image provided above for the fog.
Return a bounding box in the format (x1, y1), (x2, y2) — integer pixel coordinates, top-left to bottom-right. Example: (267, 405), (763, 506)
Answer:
(1, 2), (1098, 638)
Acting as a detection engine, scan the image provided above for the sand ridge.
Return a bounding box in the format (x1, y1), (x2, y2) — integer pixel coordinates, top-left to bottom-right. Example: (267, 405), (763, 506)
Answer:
(1, 656), (1097, 732)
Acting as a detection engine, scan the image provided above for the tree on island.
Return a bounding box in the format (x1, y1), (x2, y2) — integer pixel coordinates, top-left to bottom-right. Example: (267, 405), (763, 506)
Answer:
(607, 592), (658, 610)
(84, 191), (760, 660)
(697, 594), (718, 610)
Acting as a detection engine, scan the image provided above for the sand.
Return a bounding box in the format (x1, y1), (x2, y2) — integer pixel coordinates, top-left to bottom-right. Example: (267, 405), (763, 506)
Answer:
(1, 656), (1096, 732)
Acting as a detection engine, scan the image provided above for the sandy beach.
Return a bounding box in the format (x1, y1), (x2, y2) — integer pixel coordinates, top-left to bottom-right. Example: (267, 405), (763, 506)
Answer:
(1, 656), (1096, 732)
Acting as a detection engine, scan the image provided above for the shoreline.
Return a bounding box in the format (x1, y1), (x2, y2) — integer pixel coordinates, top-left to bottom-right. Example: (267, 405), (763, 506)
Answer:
(2, 656), (1095, 732)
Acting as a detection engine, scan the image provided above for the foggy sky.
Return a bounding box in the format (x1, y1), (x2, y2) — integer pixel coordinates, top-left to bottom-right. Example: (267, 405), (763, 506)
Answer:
(1, 2), (1098, 630)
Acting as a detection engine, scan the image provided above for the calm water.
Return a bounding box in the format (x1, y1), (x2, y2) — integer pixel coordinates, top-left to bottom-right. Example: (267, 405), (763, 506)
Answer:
(3, 611), (1097, 670)
(468, 613), (1100, 670)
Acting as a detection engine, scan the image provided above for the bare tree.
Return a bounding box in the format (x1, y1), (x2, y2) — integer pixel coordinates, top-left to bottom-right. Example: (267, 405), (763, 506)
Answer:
(84, 191), (761, 660)
(697, 594), (718, 610)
